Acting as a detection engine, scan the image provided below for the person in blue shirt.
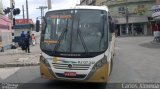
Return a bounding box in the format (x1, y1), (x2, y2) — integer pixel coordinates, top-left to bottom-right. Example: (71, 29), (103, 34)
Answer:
(20, 31), (25, 48)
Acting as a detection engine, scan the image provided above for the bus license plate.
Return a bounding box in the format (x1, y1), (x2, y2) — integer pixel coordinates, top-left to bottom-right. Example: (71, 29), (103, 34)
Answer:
(64, 72), (76, 77)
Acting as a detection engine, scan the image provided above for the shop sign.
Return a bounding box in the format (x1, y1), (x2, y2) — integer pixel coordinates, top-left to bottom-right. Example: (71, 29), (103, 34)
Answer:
(152, 5), (160, 18)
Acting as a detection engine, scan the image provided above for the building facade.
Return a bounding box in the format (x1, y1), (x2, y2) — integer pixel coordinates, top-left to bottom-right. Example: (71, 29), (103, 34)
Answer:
(12, 19), (34, 45)
(0, 0), (12, 51)
(80, 0), (96, 5)
(80, 0), (156, 36)
(156, 0), (160, 4)
(0, 0), (3, 14)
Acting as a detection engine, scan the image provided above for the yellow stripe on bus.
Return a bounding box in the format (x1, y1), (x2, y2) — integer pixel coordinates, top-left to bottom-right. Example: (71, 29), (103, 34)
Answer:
(44, 40), (58, 44)
(40, 61), (54, 80)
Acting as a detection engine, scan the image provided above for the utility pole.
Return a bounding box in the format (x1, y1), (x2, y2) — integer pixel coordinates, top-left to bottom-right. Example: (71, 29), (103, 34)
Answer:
(47, 0), (52, 10)
(26, 0), (29, 22)
(125, 0), (129, 36)
(10, 0), (15, 45)
(22, 5), (25, 19)
(36, 6), (47, 30)
(10, 0), (14, 20)
(37, 6), (47, 18)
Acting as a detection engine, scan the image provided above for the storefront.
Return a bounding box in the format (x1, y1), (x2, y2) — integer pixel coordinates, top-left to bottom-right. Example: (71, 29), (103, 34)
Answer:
(115, 16), (149, 36)
(119, 23), (146, 36)
(152, 4), (160, 41)
(106, 0), (155, 36)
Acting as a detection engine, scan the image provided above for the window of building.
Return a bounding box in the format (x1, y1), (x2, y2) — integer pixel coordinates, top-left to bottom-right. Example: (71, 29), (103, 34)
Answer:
(118, 6), (125, 14)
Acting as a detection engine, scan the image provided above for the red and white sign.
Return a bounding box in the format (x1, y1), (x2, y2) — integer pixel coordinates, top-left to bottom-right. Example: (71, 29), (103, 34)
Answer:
(15, 19), (33, 24)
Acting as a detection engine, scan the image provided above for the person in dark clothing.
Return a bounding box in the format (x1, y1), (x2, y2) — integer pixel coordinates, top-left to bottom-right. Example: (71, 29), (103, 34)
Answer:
(20, 31), (25, 42)
(24, 31), (31, 53)
(20, 31), (25, 50)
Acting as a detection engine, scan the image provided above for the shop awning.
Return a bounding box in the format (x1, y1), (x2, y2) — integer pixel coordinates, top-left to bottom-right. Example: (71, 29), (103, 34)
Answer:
(12, 24), (34, 29)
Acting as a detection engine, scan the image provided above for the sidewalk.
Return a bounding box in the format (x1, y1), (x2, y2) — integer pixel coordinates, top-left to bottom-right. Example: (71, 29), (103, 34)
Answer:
(0, 31), (41, 68)
(0, 44), (41, 68)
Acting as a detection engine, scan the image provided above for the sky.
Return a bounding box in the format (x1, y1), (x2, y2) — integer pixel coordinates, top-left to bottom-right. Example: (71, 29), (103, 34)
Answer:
(2, 0), (80, 22)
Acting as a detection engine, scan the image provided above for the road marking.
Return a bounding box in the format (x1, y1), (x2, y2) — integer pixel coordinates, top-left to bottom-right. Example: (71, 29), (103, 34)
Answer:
(0, 67), (20, 80)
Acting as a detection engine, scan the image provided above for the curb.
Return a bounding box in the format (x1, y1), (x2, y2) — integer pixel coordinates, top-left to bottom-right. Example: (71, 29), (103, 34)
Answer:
(0, 63), (40, 68)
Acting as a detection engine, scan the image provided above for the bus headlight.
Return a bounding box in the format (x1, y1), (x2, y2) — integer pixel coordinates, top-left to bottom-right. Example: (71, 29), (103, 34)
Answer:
(101, 57), (107, 63)
(96, 61), (102, 67)
(93, 56), (107, 70)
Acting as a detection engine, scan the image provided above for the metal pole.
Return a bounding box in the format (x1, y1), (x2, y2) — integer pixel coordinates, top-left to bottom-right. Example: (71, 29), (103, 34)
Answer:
(37, 6), (47, 30)
(41, 8), (42, 27)
(22, 5), (25, 19)
(125, 0), (129, 36)
(10, 0), (15, 44)
(47, 0), (52, 10)
(26, 0), (29, 22)
(10, 0), (14, 20)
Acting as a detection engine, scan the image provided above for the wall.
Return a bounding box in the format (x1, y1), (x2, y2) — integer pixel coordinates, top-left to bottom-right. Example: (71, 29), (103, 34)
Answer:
(105, 0), (155, 36)
(80, 0), (87, 5)
(110, 1), (154, 17)
(0, 0), (3, 14)
(95, 0), (105, 5)
(156, 0), (160, 4)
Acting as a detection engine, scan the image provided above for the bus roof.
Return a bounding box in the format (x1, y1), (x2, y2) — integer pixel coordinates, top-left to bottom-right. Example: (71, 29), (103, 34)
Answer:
(47, 5), (108, 13)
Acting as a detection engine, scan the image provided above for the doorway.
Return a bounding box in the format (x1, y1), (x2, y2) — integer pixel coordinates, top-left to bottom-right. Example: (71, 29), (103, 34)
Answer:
(133, 23), (144, 36)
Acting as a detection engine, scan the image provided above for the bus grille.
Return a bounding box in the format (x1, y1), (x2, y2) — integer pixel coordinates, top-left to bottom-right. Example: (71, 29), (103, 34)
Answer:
(52, 63), (90, 70)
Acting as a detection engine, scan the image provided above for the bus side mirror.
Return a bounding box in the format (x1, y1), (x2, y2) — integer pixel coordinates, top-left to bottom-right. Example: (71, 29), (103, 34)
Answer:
(36, 20), (40, 32)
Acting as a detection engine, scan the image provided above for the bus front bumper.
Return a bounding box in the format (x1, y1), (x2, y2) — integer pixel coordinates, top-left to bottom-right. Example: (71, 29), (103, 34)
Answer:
(40, 59), (109, 83)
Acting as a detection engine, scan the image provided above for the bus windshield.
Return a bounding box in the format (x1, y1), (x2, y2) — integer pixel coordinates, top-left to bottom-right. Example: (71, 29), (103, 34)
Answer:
(41, 9), (108, 57)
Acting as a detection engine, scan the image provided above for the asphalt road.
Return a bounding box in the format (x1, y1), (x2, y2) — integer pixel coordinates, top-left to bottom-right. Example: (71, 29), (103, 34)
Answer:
(0, 66), (107, 89)
(0, 36), (160, 89)
(108, 36), (160, 83)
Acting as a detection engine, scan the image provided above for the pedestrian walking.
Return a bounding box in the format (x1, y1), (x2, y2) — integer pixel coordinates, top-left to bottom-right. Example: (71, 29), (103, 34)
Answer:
(31, 34), (36, 46)
(151, 22), (158, 41)
(20, 31), (25, 50)
(24, 31), (31, 53)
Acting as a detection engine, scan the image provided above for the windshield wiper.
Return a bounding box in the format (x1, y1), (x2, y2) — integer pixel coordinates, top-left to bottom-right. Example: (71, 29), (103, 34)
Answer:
(53, 19), (69, 52)
(53, 16), (88, 53)
(77, 18), (88, 53)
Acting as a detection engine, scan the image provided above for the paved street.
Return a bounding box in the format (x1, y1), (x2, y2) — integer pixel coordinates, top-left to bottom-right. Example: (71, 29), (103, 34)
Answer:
(109, 36), (160, 83)
(0, 36), (160, 89)
(0, 67), (106, 89)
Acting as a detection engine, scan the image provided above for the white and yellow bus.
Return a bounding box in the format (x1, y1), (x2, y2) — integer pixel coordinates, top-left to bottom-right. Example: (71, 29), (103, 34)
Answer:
(37, 6), (115, 83)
